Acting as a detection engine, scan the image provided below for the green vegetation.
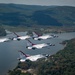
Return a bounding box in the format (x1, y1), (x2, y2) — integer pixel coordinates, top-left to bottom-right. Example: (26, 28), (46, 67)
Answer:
(8, 38), (75, 75)
(0, 4), (75, 27)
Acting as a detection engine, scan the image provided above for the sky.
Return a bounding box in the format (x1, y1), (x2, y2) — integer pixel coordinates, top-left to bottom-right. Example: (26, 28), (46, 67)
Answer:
(0, 0), (75, 6)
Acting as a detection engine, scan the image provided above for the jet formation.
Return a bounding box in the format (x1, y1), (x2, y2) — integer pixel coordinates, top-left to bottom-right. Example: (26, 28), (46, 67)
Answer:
(0, 31), (58, 62)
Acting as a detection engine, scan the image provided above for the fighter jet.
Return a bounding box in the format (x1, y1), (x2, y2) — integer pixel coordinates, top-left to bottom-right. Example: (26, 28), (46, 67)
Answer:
(18, 50), (50, 62)
(32, 32), (58, 40)
(26, 39), (55, 50)
(12, 32), (31, 41)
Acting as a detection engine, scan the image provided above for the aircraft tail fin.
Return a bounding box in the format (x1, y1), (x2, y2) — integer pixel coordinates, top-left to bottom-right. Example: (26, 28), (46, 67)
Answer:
(32, 32), (38, 38)
(18, 50), (30, 58)
(33, 32), (42, 37)
(26, 39), (35, 46)
(13, 32), (20, 37)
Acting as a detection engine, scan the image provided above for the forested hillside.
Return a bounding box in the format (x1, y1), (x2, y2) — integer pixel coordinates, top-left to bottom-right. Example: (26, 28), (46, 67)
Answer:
(0, 4), (75, 26)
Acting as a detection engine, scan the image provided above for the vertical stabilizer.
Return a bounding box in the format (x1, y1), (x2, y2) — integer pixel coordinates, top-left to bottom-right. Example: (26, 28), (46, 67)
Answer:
(19, 50), (30, 58)
(13, 32), (20, 37)
(26, 39), (35, 46)
(32, 32), (39, 38)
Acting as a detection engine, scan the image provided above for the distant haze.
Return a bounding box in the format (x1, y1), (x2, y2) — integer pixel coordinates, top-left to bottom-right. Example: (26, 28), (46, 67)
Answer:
(0, 0), (75, 6)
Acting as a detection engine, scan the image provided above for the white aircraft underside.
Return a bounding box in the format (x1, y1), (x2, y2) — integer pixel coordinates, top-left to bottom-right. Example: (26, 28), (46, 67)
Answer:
(34, 35), (53, 40)
(20, 54), (46, 62)
(12, 35), (31, 41)
(17, 35), (30, 40)
(27, 43), (48, 49)
(18, 35), (30, 40)
(26, 55), (45, 61)
(20, 59), (26, 62)
(0, 38), (10, 42)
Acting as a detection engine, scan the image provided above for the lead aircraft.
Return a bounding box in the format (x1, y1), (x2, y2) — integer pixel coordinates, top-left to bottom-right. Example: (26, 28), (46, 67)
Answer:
(26, 39), (55, 50)
(12, 32), (31, 41)
(18, 50), (50, 62)
(32, 32), (58, 40)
